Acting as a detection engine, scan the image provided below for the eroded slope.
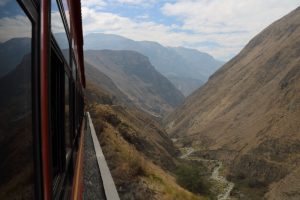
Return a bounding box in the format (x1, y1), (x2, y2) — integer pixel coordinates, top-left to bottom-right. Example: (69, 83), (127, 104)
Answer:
(165, 7), (300, 199)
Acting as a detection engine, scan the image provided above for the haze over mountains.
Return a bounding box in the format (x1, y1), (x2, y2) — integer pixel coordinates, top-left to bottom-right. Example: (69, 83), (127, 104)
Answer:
(165, 7), (300, 200)
(84, 33), (224, 96)
(85, 50), (184, 117)
(0, 38), (31, 78)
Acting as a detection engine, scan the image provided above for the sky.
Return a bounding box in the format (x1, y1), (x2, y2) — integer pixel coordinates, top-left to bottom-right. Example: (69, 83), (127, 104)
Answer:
(0, 1), (298, 61)
(0, 0), (31, 42)
(81, 0), (299, 61)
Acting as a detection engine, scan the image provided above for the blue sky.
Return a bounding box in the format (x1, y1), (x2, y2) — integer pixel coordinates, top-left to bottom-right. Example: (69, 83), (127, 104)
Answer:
(101, 1), (179, 26)
(81, 0), (299, 61)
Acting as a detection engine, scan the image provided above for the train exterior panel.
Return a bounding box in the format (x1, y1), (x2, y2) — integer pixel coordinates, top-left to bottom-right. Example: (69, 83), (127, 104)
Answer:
(0, 0), (85, 199)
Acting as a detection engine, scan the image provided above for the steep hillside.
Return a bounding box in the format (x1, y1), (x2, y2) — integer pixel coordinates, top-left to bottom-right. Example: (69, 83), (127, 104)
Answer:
(85, 82), (206, 200)
(165, 7), (300, 199)
(84, 33), (224, 96)
(85, 50), (184, 117)
(85, 62), (131, 105)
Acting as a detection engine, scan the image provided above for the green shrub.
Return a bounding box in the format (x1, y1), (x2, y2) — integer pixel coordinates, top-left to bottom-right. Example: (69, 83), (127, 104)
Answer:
(175, 164), (213, 196)
(248, 179), (267, 188)
(105, 113), (121, 126)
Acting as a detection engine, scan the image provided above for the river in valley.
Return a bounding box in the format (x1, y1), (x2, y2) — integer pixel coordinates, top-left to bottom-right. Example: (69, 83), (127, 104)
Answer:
(180, 147), (235, 200)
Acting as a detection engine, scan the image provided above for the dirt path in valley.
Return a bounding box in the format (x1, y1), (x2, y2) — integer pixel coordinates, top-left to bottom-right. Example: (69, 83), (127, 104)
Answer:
(180, 147), (234, 200)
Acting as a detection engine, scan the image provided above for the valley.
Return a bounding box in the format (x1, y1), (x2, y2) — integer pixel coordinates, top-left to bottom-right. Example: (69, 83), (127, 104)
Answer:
(83, 5), (300, 200)
(85, 81), (207, 200)
(0, 1), (298, 199)
(179, 146), (235, 200)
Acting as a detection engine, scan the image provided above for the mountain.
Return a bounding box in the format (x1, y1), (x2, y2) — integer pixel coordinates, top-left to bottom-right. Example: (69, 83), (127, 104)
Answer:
(168, 47), (224, 78)
(84, 33), (224, 96)
(0, 53), (34, 199)
(85, 62), (132, 105)
(86, 80), (206, 200)
(84, 50), (184, 117)
(0, 38), (31, 78)
(165, 7), (300, 199)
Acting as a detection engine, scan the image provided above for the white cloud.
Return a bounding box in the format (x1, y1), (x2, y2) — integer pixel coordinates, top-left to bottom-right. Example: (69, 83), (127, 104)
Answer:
(161, 0), (299, 59)
(117, 0), (147, 4)
(0, 15), (31, 42)
(51, 12), (65, 33)
(115, 0), (156, 6)
(82, 1), (299, 60)
(82, 7), (178, 42)
(81, 0), (106, 9)
(162, 0), (299, 34)
(82, 7), (225, 58)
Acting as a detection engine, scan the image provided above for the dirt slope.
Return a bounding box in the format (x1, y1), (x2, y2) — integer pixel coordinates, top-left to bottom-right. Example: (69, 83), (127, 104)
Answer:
(165, 7), (300, 199)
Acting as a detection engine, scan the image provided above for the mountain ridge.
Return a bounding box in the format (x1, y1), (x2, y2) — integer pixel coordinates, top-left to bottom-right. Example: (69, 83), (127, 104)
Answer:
(85, 49), (185, 117)
(84, 33), (224, 96)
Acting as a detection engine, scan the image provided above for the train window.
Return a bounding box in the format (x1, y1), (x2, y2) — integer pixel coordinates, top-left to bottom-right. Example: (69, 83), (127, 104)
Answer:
(72, 58), (77, 80)
(0, 1), (35, 199)
(51, 0), (70, 65)
(65, 73), (71, 154)
(50, 48), (65, 180)
(70, 81), (76, 140)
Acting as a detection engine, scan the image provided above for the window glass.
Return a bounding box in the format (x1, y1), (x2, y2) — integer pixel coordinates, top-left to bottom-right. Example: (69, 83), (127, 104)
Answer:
(72, 59), (77, 80)
(50, 49), (65, 178)
(0, 1), (34, 199)
(62, 0), (70, 30)
(65, 73), (71, 153)
(51, 0), (70, 65)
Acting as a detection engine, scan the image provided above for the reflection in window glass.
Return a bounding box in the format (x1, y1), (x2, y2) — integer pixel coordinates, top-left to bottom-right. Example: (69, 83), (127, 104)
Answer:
(65, 73), (71, 154)
(51, 0), (70, 65)
(72, 59), (77, 80)
(0, 1), (34, 199)
(62, 0), (70, 30)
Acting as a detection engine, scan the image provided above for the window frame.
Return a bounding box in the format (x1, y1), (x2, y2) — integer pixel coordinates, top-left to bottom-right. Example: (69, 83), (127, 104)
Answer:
(51, 0), (72, 68)
(17, 1), (43, 199)
(49, 42), (66, 197)
(49, 0), (81, 198)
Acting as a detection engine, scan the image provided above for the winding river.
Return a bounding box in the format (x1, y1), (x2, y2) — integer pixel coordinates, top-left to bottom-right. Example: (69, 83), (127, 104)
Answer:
(180, 147), (234, 200)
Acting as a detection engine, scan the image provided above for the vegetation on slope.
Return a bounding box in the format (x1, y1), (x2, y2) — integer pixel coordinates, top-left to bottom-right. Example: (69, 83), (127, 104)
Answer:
(175, 163), (213, 197)
(165, 6), (300, 200)
(86, 82), (206, 200)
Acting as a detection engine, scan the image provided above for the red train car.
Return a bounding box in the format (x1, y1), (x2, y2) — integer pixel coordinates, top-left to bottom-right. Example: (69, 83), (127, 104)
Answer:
(0, 0), (85, 199)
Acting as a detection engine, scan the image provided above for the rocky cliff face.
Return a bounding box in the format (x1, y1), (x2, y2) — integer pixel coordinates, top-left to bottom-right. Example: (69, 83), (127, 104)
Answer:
(165, 7), (300, 199)
(85, 50), (184, 117)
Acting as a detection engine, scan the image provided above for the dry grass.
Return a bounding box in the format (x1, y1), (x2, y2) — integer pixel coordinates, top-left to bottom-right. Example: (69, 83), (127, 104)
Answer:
(165, 8), (300, 199)
(89, 104), (206, 200)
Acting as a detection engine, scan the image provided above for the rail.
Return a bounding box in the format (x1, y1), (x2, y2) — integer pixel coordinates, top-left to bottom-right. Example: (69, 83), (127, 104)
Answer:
(86, 112), (120, 200)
